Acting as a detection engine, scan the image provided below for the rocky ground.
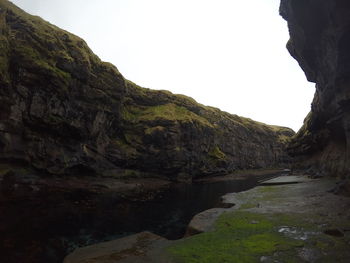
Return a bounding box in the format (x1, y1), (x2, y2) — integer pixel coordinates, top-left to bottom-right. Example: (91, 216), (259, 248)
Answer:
(64, 175), (350, 263)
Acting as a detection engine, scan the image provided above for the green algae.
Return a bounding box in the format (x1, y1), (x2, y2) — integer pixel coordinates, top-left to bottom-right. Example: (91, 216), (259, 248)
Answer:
(168, 211), (305, 263)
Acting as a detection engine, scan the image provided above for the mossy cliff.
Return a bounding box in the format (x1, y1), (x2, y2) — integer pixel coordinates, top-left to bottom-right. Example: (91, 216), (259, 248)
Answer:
(120, 81), (293, 179)
(280, 0), (350, 184)
(0, 0), (293, 180)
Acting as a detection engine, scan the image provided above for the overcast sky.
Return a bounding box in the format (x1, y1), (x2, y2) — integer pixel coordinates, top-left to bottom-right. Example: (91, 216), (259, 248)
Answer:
(10, 0), (315, 131)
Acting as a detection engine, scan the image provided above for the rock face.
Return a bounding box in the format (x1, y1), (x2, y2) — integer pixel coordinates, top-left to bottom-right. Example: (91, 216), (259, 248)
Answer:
(0, 0), (293, 180)
(280, 0), (350, 181)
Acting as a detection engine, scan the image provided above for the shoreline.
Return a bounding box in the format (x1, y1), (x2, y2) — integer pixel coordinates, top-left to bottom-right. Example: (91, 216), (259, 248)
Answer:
(0, 165), (287, 202)
(193, 168), (287, 183)
(64, 174), (350, 263)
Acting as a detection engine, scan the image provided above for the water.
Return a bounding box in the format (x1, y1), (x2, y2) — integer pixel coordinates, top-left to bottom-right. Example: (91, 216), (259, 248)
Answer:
(0, 172), (279, 263)
(128, 174), (277, 239)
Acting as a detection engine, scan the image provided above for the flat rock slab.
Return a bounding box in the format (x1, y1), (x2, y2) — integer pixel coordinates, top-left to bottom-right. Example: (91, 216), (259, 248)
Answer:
(185, 208), (227, 236)
(260, 175), (312, 185)
(63, 232), (174, 263)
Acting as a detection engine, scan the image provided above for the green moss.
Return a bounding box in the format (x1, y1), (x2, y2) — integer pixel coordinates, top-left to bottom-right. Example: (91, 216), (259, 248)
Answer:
(144, 126), (165, 135)
(239, 203), (258, 209)
(123, 103), (213, 127)
(142, 104), (211, 126)
(12, 41), (72, 88)
(121, 106), (139, 122)
(208, 146), (226, 160)
(123, 70), (295, 148)
(168, 211), (305, 263)
(278, 134), (291, 143)
(0, 0), (105, 92)
(258, 185), (281, 193)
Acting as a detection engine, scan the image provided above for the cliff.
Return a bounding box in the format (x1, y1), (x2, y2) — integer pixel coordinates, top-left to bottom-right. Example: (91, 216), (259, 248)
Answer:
(0, 0), (293, 181)
(280, 0), (350, 184)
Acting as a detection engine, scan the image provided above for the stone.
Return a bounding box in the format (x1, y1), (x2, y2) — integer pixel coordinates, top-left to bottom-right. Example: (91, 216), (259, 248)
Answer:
(259, 175), (313, 185)
(63, 232), (172, 263)
(185, 208), (227, 236)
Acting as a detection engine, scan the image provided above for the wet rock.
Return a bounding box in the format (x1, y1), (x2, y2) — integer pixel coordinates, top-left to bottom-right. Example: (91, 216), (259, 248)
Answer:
(280, 0), (350, 189)
(259, 175), (312, 185)
(323, 229), (344, 237)
(298, 247), (322, 263)
(185, 208), (227, 236)
(0, 170), (16, 195)
(63, 232), (172, 263)
(327, 179), (350, 195)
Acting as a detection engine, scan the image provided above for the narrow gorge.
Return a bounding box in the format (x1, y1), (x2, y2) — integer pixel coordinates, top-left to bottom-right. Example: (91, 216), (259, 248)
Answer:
(1, 0), (350, 262)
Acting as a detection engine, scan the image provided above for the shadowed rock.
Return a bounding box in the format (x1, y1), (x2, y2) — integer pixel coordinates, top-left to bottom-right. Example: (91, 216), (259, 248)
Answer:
(280, 0), (350, 189)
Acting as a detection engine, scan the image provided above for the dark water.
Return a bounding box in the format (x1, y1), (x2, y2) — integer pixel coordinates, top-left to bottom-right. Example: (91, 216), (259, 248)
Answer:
(62, 173), (279, 249)
(0, 172), (279, 263)
(118, 174), (277, 240)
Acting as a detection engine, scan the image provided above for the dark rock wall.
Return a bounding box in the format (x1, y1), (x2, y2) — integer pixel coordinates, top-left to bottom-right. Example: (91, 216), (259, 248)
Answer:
(280, 0), (350, 178)
(0, 1), (126, 175)
(0, 0), (293, 180)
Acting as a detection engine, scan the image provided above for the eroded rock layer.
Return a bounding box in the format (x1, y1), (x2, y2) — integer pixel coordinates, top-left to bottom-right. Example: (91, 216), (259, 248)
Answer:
(281, 0), (350, 181)
(0, 0), (293, 180)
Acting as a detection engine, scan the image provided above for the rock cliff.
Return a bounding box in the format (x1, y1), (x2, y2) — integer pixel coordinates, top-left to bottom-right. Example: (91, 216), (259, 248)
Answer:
(280, 0), (350, 184)
(0, 0), (293, 180)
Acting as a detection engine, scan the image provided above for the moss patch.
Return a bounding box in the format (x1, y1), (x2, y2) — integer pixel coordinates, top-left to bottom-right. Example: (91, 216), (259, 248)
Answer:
(143, 104), (212, 127)
(168, 211), (305, 263)
(208, 146), (226, 160)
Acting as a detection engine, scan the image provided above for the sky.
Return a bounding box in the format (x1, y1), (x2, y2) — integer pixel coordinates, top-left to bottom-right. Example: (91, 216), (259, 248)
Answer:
(10, 0), (315, 131)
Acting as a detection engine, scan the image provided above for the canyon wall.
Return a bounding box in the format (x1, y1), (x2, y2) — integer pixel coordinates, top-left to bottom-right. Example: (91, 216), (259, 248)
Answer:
(0, 0), (293, 180)
(280, 0), (350, 181)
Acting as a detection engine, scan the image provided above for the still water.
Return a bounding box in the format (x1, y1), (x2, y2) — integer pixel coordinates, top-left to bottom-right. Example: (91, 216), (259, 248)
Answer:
(0, 172), (279, 263)
(66, 173), (279, 247)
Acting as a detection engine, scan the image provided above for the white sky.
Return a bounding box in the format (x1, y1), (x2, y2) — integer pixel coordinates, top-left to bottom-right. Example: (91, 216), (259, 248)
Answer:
(10, 0), (315, 131)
